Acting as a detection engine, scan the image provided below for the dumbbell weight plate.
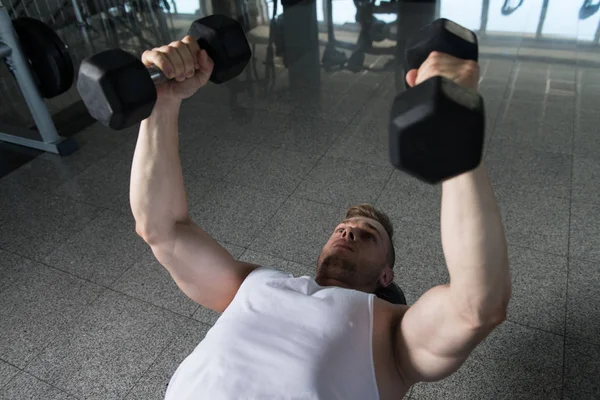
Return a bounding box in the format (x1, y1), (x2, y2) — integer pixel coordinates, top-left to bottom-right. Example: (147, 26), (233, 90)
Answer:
(188, 14), (252, 84)
(404, 18), (478, 73)
(11, 17), (74, 98)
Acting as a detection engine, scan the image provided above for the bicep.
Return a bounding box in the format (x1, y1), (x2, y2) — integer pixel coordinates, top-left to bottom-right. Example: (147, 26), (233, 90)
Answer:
(150, 220), (258, 312)
(395, 285), (497, 383)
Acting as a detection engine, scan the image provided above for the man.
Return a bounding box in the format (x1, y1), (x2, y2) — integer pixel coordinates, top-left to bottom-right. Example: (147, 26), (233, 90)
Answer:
(131, 36), (512, 399)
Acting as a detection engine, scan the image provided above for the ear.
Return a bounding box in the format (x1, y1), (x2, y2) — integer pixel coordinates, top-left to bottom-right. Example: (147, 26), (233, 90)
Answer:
(378, 267), (394, 288)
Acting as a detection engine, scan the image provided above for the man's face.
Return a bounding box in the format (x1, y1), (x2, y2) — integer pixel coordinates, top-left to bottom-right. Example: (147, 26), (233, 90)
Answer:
(316, 217), (393, 293)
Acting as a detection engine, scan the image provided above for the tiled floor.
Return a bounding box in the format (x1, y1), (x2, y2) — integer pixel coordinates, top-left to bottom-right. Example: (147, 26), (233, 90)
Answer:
(1, 0), (600, 399)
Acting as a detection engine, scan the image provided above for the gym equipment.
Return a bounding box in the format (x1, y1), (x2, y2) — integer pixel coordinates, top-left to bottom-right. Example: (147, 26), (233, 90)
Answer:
(580, 0), (600, 20)
(77, 14), (252, 130)
(0, 5), (77, 155)
(346, 50), (365, 72)
(11, 17), (74, 99)
(502, 0), (524, 16)
(388, 18), (484, 184)
(375, 282), (407, 305)
(322, 42), (347, 71)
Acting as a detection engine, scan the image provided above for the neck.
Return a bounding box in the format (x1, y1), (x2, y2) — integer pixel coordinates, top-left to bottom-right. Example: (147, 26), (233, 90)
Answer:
(315, 277), (352, 289)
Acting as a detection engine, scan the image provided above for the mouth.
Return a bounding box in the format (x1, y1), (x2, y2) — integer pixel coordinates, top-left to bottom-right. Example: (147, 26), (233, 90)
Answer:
(333, 243), (354, 252)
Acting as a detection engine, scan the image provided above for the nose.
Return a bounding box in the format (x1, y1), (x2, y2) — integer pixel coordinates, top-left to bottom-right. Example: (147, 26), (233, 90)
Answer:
(341, 228), (355, 242)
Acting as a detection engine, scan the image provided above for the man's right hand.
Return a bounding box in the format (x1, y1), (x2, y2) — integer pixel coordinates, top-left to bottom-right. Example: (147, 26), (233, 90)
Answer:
(405, 51), (480, 91)
(141, 36), (215, 101)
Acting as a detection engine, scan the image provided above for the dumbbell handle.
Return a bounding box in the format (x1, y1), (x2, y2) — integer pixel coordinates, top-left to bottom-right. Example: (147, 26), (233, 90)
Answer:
(147, 66), (170, 86)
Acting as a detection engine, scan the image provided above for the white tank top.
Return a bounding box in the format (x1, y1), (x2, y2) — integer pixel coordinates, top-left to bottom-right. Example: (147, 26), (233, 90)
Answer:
(164, 267), (380, 400)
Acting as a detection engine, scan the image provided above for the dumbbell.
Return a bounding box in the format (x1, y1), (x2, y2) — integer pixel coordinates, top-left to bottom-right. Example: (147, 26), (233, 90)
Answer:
(76, 15), (252, 130)
(388, 19), (484, 184)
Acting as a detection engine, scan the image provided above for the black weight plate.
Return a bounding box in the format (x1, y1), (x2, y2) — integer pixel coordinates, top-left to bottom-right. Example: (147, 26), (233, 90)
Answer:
(12, 17), (74, 98)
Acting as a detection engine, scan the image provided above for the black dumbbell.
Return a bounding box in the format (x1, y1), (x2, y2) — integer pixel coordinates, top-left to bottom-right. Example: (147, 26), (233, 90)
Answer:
(76, 15), (252, 130)
(389, 18), (484, 184)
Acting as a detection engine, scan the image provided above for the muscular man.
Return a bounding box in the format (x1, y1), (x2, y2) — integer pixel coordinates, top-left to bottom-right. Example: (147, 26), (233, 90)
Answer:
(131, 37), (512, 399)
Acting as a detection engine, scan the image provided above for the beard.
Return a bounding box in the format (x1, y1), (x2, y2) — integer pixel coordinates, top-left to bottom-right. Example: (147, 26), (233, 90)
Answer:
(316, 253), (358, 283)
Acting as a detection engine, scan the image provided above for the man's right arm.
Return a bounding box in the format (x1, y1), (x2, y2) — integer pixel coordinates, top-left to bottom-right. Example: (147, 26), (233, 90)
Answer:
(130, 45), (258, 313)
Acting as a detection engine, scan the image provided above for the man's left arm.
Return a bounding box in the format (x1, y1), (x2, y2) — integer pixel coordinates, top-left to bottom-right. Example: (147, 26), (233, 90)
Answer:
(394, 163), (512, 383)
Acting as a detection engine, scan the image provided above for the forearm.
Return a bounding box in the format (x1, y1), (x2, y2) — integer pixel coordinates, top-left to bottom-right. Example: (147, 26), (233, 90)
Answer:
(131, 98), (188, 241)
(441, 163), (511, 322)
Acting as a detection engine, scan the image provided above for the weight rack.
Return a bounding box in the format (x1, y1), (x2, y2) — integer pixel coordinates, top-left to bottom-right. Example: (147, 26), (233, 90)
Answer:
(0, 5), (78, 155)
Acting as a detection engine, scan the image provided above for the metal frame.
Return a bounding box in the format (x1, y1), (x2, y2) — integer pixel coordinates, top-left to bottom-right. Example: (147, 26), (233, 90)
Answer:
(0, 5), (77, 155)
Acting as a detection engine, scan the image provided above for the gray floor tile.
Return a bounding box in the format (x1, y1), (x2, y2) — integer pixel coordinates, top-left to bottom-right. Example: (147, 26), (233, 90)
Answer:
(2, 122), (138, 197)
(315, 85), (376, 123)
(495, 100), (573, 155)
(24, 289), (190, 400)
(510, 87), (547, 104)
(570, 201), (600, 263)
(482, 59), (515, 81)
(0, 372), (76, 400)
(239, 249), (315, 278)
(563, 338), (600, 400)
(177, 101), (233, 135)
(249, 197), (346, 267)
(200, 109), (288, 145)
(566, 257), (600, 346)
(0, 182), (31, 227)
(223, 146), (320, 196)
(574, 110), (600, 158)
(43, 209), (148, 287)
(352, 98), (394, 129)
(326, 126), (390, 168)
(572, 156), (600, 205)
(178, 135), (259, 182)
(259, 115), (347, 156)
(189, 181), (288, 248)
(218, 241), (246, 260)
(578, 91), (600, 114)
(506, 246), (567, 335)
(550, 65), (576, 82)
(260, 87), (366, 124)
(182, 174), (219, 208)
(391, 220), (447, 305)
(124, 319), (210, 400)
(0, 185), (102, 261)
(180, 83), (241, 111)
(496, 189), (570, 256)
(110, 189), (137, 217)
(274, 67), (387, 97)
(293, 156), (393, 208)
(376, 170), (441, 229)
(479, 82), (509, 101)
(289, 88), (370, 124)
(52, 151), (133, 211)
(411, 321), (563, 400)
(3, 153), (102, 197)
(191, 304), (221, 326)
(0, 360), (19, 389)
(537, 102), (575, 155)
(0, 263), (103, 368)
(485, 139), (572, 199)
(577, 72), (600, 110)
(0, 250), (36, 294)
(111, 250), (199, 317)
